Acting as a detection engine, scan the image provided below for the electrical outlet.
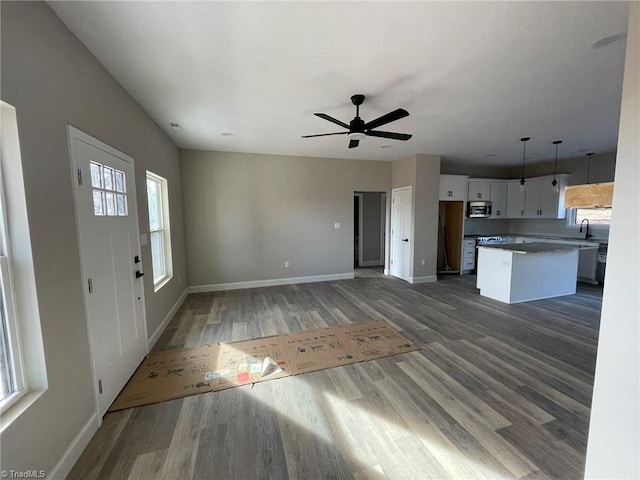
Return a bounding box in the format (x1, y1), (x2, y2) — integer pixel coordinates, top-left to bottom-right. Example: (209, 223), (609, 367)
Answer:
(284, 261), (289, 268)
(334, 223), (341, 229)
(421, 258), (426, 266)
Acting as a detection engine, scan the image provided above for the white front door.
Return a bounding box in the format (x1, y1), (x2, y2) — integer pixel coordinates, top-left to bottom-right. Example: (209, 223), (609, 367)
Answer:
(390, 187), (412, 282)
(68, 127), (147, 417)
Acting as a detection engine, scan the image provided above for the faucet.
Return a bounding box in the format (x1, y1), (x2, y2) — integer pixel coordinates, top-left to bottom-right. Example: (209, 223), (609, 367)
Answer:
(580, 218), (591, 240)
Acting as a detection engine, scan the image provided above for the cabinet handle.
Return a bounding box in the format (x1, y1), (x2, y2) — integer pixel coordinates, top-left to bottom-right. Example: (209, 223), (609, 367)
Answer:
(521, 210), (524, 216)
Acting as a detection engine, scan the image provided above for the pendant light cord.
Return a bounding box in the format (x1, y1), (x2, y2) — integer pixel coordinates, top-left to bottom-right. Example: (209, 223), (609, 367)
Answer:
(520, 137), (530, 184)
(552, 140), (562, 186)
(586, 152), (594, 184)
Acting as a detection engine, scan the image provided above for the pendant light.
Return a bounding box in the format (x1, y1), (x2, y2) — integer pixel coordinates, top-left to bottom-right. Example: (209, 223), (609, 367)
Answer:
(586, 152), (594, 184)
(519, 137), (530, 192)
(551, 140), (562, 192)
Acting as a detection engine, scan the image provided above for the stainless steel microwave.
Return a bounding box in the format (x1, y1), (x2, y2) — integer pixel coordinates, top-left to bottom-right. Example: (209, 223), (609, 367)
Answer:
(467, 201), (492, 218)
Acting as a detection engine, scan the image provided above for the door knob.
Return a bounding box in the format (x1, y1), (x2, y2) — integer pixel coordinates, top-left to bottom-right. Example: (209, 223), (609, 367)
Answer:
(135, 271), (145, 279)
(402, 238), (409, 242)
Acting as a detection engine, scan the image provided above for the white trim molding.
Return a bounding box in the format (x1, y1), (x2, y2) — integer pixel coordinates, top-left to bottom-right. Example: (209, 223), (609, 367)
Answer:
(147, 287), (189, 350)
(410, 275), (437, 284)
(189, 273), (354, 294)
(49, 413), (99, 480)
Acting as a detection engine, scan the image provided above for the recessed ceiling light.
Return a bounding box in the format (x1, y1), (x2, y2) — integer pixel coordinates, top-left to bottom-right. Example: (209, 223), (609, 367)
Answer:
(485, 153), (497, 157)
(380, 145), (391, 149)
(220, 132), (234, 137)
(591, 32), (627, 49)
(169, 123), (181, 130)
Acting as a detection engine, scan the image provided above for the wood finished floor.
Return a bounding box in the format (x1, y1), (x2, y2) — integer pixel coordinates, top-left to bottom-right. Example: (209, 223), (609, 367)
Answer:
(69, 271), (602, 480)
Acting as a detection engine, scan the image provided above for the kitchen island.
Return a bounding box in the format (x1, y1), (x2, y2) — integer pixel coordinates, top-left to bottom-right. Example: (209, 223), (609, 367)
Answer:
(476, 243), (579, 304)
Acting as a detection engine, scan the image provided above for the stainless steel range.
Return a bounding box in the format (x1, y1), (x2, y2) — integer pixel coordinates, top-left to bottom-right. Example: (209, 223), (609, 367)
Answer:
(476, 235), (508, 246)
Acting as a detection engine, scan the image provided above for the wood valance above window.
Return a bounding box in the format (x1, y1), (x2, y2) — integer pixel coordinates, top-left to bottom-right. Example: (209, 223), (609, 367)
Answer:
(564, 182), (614, 208)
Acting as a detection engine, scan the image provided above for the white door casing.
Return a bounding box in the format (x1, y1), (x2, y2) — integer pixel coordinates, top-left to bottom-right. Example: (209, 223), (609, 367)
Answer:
(68, 126), (147, 418)
(390, 187), (412, 282)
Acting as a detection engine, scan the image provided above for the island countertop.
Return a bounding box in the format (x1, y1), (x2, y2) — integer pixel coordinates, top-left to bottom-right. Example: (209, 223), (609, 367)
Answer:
(478, 242), (580, 254)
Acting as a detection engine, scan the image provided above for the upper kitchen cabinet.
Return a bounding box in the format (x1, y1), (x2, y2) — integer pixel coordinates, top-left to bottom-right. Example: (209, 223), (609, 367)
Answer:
(524, 177), (545, 217)
(468, 179), (491, 201)
(506, 180), (526, 218)
(490, 181), (508, 219)
(439, 175), (468, 201)
(505, 174), (570, 219)
(540, 174), (569, 218)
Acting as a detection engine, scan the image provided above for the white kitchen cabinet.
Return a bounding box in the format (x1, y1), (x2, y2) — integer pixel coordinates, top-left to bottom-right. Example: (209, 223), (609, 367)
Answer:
(506, 180), (525, 218)
(523, 175), (569, 219)
(524, 178), (544, 217)
(439, 175), (468, 201)
(490, 181), (508, 219)
(462, 238), (476, 272)
(468, 180), (491, 201)
(540, 174), (569, 219)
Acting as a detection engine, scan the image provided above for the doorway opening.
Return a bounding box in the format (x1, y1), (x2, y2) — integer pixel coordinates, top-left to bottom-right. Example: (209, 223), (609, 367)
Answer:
(354, 192), (386, 275)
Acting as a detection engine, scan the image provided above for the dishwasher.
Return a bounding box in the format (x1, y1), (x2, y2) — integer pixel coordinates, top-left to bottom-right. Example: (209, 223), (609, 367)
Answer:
(577, 246), (599, 285)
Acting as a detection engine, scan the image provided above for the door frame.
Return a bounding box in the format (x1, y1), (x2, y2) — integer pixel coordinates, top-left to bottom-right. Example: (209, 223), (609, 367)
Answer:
(380, 192), (386, 265)
(354, 193), (364, 268)
(67, 126), (148, 423)
(390, 186), (413, 281)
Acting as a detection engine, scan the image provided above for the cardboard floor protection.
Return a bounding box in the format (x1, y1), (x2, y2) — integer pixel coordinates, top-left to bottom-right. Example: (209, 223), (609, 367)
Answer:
(110, 319), (419, 411)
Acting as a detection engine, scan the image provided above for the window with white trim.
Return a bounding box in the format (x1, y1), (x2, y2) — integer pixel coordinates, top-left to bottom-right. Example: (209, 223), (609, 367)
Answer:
(569, 207), (612, 227)
(0, 110), (26, 414)
(146, 171), (172, 290)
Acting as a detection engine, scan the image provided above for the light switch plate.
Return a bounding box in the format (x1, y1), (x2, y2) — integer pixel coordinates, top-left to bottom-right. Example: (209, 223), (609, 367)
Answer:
(334, 223), (341, 229)
(140, 233), (148, 246)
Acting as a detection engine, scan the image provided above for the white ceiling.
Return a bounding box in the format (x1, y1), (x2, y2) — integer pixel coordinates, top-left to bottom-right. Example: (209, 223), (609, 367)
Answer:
(49, 1), (629, 167)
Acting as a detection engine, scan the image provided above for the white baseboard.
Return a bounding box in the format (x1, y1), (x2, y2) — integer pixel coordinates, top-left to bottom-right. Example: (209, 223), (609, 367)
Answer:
(410, 275), (437, 284)
(358, 260), (383, 267)
(188, 272), (355, 293)
(147, 287), (188, 350)
(49, 413), (99, 480)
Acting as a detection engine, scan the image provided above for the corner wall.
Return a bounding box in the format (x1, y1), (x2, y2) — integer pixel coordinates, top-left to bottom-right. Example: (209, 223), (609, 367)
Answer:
(585, 2), (640, 477)
(391, 154), (441, 282)
(0, 2), (187, 474)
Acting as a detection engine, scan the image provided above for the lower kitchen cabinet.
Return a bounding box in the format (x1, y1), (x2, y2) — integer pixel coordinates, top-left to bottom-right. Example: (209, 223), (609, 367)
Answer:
(462, 238), (476, 272)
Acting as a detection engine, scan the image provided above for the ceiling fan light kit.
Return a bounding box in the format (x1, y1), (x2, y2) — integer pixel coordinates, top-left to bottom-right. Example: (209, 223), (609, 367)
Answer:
(302, 94), (412, 149)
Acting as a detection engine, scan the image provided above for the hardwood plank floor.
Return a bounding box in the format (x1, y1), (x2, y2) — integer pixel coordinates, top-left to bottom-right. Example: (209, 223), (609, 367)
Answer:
(68, 271), (602, 479)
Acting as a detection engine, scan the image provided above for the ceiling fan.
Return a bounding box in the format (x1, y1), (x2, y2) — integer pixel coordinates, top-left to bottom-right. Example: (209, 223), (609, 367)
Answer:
(302, 94), (412, 149)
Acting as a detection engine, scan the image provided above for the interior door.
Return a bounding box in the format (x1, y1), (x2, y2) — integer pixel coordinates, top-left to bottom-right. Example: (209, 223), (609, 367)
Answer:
(390, 187), (412, 282)
(68, 127), (147, 417)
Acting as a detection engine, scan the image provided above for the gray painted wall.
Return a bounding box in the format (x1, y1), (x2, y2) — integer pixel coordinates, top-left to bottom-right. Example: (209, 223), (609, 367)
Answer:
(585, 3), (639, 477)
(181, 150), (391, 286)
(0, 2), (187, 473)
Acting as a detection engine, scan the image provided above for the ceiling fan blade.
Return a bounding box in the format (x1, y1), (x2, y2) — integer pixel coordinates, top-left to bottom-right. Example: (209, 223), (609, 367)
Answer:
(301, 132), (348, 138)
(314, 113), (350, 129)
(364, 108), (409, 130)
(366, 130), (412, 141)
(348, 139), (360, 149)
